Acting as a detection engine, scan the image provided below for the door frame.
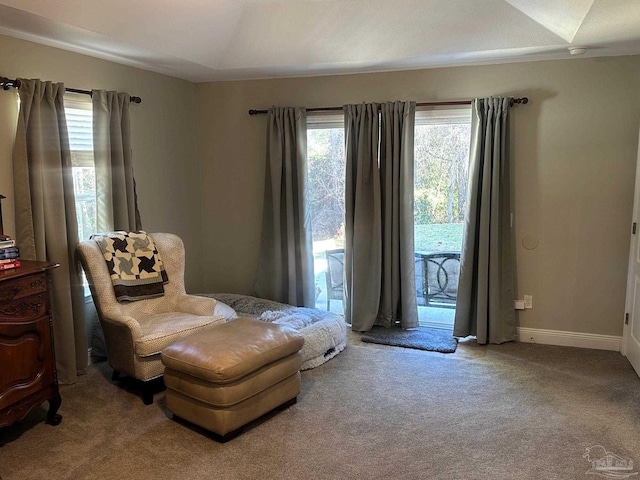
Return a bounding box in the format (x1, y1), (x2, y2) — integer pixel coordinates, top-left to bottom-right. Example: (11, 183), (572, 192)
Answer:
(622, 127), (640, 376)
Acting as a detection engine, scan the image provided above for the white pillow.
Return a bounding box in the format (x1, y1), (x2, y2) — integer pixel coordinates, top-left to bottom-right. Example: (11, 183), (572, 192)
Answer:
(213, 300), (238, 321)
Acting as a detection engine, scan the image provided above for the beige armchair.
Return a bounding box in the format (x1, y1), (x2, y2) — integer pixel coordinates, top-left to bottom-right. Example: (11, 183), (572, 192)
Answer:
(77, 232), (228, 404)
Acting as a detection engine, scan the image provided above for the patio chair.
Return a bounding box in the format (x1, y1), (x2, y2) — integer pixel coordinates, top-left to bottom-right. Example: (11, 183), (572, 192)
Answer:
(415, 251), (461, 308)
(325, 248), (345, 310)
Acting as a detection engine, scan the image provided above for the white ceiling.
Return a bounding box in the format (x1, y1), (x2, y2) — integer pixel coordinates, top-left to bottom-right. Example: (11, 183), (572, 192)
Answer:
(0, 0), (639, 82)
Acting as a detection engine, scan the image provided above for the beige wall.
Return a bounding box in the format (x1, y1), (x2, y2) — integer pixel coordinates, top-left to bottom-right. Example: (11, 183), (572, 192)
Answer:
(0, 34), (203, 291)
(1, 31), (639, 339)
(198, 56), (640, 337)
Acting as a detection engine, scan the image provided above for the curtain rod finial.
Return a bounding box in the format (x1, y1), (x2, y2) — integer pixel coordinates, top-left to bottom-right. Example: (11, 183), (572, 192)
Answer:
(510, 97), (529, 106)
(0, 77), (20, 90)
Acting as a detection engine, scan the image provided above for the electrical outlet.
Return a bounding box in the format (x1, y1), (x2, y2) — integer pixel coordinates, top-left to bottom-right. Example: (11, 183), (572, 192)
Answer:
(524, 295), (533, 309)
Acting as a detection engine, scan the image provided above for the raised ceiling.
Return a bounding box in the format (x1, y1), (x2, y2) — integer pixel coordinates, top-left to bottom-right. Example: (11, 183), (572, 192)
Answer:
(0, 0), (639, 82)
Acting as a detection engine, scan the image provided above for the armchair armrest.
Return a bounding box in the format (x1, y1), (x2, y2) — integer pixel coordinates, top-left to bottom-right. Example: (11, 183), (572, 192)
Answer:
(172, 294), (217, 317)
(102, 310), (143, 339)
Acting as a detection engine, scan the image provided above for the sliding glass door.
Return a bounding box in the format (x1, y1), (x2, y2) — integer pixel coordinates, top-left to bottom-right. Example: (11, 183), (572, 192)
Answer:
(414, 107), (471, 328)
(305, 108), (470, 324)
(307, 114), (346, 313)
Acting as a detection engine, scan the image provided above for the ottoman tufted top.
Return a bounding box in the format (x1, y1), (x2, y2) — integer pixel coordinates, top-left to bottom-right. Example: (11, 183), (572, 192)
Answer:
(161, 317), (304, 384)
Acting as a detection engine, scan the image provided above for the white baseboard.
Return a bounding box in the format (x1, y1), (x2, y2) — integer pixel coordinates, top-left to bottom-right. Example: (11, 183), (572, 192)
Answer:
(517, 327), (622, 352)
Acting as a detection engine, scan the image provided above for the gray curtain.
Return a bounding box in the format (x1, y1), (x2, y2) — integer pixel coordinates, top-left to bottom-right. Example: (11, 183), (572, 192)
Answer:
(344, 103), (382, 331)
(453, 97), (516, 344)
(253, 107), (315, 307)
(344, 101), (418, 331)
(92, 90), (141, 232)
(12, 79), (87, 384)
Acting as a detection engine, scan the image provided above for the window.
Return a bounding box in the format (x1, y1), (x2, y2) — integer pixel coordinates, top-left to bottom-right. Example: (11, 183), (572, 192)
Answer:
(305, 107), (472, 323)
(65, 94), (96, 296)
(64, 94), (96, 242)
(307, 113), (346, 313)
(414, 107), (471, 231)
(414, 106), (471, 326)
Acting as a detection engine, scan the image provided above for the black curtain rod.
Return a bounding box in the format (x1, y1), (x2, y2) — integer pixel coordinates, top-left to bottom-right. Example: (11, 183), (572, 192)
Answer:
(248, 97), (528, 115)
(0, 76), (142, 104)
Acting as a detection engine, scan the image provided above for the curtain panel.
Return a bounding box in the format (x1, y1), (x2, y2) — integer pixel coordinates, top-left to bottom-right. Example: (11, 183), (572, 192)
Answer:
(253, 106), (315, 307)
(344, 101), (418, 331)
(379, 101), (418, 328)
(453, 97), (517, 344)
(92, 90), (142, 232)
(12, 78), (87, 383)
(344, 103), (382, 330)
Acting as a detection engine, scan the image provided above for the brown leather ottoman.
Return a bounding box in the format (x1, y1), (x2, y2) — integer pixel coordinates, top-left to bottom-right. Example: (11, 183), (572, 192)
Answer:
(161, 317), (304, 441)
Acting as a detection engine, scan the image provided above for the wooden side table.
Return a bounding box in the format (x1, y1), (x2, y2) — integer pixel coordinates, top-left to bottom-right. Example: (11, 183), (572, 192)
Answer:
(0, 260), (62, 427)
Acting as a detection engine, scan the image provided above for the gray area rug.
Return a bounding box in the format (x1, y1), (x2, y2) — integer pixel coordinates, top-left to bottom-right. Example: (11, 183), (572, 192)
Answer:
(360, 326), (458, 353)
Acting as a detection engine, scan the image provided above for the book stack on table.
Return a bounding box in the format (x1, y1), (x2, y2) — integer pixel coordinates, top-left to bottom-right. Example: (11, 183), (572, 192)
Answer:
(0, 235), (20, 271)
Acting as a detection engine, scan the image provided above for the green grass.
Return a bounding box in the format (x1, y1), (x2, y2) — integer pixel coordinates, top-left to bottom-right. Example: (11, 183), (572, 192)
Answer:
(414, 223), (464, 253)
(313, 222), (463, 257)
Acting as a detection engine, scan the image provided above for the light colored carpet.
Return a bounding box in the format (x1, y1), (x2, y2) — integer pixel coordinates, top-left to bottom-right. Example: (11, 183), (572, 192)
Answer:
(360, 326), (458, 352)
(1, 334), (639, 480)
